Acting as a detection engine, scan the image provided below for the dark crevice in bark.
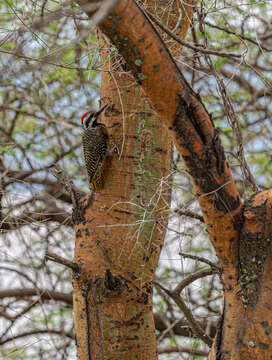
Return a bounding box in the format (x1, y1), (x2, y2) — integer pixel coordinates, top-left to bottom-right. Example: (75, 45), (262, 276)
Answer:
(215, 299), (226, 360)
(173, 97), (241, 217)
(72, 191), (96, 225)
(237, 193), (271, 309)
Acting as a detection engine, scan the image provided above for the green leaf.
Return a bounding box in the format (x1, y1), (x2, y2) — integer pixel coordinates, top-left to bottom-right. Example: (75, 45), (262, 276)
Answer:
(70, 2), (78, 8)
(37, 151), (49, 159)
(0, 145), (14, 153)
(22, 119), (36, 133)
(68, 151), (75, 158)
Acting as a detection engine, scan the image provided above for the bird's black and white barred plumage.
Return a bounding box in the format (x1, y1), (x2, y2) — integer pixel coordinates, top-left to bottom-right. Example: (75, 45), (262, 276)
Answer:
(81, 105), (110, 190)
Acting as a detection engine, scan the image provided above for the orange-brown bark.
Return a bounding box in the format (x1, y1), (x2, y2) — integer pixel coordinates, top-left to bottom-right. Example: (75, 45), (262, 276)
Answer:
(97, 0), (242, 269)
(73, 1), (194, 359)
(75, 0), (272, 359)
(73, 78), (171, 360)
(209, 190), (272, 359)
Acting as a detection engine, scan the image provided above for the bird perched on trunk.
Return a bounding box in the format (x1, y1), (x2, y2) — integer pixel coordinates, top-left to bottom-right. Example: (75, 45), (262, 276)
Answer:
(81, 104), (113, 191)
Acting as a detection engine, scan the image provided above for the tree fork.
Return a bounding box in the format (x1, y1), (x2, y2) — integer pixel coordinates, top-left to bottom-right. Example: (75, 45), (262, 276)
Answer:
(73, 0), (194, 359)
(77, 0), (272, 358)
(79, 0), (242, 270)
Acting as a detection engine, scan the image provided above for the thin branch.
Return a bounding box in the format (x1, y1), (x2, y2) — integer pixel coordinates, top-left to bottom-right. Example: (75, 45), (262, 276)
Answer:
(203, 20), (272, 52)
(154, 281), (213, 347)
(8, 298), (40, 321)
(0, 288), (73, 305)
(0, 329), (74, 346)
(179, 252), (222, 272)
(154, 313), (217, 338)
(158, 346), (208, 356)
(174, 208), (204, 222)
(157, 317), (183, 343)
(144, 8), (242, 59)
(0, 48), (99, 71)
(31, 2), (100, 30)
(52, 165), (81, 210)
(0, 0), (118, 81)
(45, 251), (80, 272)
(0, 266), (36, 286)
(0, 208), (72, 231)
(173, 268), (217, 295)
(196, 9), (258, 191)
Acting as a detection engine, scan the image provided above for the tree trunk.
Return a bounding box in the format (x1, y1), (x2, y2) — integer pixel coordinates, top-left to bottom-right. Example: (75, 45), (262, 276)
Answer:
(77, 0), (272, 359)
(72, 1), (194, 359)
(72, 70), (170, 360)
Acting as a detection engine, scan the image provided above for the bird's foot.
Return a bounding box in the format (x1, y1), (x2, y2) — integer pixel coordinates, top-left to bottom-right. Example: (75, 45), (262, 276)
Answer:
(107, 140), (120, 157)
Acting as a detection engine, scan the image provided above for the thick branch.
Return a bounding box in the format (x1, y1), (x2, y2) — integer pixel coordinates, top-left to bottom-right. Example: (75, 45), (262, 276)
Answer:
(79, 0), (243, 269)
(0, 330), (74, 346)
(0, 208), (72, 231)
(0, 288), (73, 305)
(45, 251), (80, 272)
(0, 287), (217, 338)
(173, 268), (218, 295)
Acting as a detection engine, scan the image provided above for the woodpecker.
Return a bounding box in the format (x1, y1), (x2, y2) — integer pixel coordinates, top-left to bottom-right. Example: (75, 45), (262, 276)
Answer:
(80, 104), (111, 191)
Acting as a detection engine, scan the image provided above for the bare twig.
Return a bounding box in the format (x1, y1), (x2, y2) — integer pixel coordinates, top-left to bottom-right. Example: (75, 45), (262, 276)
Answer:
(0, 330), (74, 346)
(179, 252), (222, 272)
(0, 288), (73, 304)
(45, 251), (80, 272)
(173, 268), (217, 295)
(52, 165), (81, 210)
(144, 8), (242, 59)
(158, 346), (208, 356)
(157, 317), (183, 343)
(196, 7), (258, 192)
(174, 208), (204, 222)
(154, 281), (213, 347)
(203, 20), (272, 52)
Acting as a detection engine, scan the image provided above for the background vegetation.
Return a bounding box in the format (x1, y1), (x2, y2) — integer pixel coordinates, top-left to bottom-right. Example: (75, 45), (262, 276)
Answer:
(0, 0), (271, 358)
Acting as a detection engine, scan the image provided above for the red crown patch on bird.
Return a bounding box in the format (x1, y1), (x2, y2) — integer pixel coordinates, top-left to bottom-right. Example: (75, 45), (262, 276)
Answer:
(80, 112), (89, 123)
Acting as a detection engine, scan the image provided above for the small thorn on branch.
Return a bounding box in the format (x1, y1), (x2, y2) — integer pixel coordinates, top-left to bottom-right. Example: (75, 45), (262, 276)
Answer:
(45, 251), (80, 273)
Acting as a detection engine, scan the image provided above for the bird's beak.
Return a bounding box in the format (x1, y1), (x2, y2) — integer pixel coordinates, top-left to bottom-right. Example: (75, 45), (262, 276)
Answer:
(95, 104), (108, 117)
